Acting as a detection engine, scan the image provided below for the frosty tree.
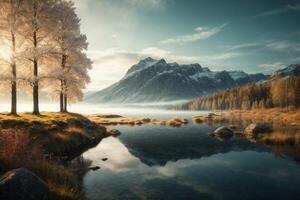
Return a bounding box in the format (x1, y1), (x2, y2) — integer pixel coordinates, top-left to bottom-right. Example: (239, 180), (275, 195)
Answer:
(48, 0), (91, 112)
(0, 0), (92, 114)
(0, 0), (24, 115)
(21, 0), (58, 115)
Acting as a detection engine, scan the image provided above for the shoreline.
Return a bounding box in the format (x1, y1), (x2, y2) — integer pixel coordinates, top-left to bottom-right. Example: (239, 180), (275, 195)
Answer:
(220, 108), (300, 128)
(0, 112), (107, 200)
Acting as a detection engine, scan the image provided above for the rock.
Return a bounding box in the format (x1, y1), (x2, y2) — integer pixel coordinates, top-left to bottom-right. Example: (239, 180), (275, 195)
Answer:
(229, 125), (237, 129)
(88, 166), (101, 171)
(210, 126), (234, 138)
(244, 123), (272, 136)
(0, 168), (48, 200)
(106, 128), (121, 137)
(193, 117), (203, 124)
(97, 114), (123, 118)
(208, 131), (216, 137)
(102, 158), (108, 161)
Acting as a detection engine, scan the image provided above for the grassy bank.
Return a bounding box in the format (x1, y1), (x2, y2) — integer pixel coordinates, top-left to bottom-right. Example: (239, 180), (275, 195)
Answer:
(0, 112), (107, 200)
(221, 108), (300, 128)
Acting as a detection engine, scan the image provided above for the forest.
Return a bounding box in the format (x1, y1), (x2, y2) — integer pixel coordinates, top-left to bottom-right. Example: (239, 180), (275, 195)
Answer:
(176, 76), (300, 111)
(0, 0), (91, 115)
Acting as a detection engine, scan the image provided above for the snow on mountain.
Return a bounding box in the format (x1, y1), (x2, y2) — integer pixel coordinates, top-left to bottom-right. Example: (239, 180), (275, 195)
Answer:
(85, 57), (268, 103)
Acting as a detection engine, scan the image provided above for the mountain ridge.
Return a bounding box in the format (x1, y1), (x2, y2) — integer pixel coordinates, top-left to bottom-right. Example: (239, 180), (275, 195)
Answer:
(85, 57), (273, 103)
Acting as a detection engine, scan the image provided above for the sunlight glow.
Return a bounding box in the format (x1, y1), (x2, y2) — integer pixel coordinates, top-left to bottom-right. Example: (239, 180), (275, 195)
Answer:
(0, 44), (11, 61)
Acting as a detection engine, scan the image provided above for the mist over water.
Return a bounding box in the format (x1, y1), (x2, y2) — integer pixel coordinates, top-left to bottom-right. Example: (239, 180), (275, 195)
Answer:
(0, 102), (203, 117)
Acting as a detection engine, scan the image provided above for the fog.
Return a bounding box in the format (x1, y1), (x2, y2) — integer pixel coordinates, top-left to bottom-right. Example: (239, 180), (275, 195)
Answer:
(0, 102), (205, 118)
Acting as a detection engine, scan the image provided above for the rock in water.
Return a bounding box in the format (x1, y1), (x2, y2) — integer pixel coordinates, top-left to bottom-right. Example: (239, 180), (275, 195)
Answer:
(211, 126), (234, 138)
(0, 168), (48, 200)
(244, 123), (272, 136)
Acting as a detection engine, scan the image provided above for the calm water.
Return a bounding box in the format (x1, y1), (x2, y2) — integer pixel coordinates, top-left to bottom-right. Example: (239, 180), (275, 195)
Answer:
(76, 111), (300, 200)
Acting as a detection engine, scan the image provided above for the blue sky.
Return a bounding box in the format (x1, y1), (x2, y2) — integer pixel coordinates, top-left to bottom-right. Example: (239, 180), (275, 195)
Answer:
(74, 0), (300, 90)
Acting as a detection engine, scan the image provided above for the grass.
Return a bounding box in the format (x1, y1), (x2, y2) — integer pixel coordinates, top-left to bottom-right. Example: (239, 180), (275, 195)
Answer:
(30, 161), (82, 200)
(0, 112), (106, 200)
(222, 108), (300, 128)
(88, 115), (189, 127)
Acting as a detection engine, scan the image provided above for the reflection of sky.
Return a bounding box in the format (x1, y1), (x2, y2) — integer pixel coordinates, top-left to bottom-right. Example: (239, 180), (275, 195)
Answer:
(82, 132), (300, 200)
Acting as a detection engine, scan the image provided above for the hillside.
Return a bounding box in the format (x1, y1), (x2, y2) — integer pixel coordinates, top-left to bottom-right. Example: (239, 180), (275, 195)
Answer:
(85, 57), (267, 103)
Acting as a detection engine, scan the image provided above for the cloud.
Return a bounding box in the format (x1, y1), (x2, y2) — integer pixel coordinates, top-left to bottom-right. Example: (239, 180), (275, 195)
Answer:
(289, 56), (300, 62)
(125, 0), (168, 9)
(259, 62), (286, 70)
(140, 47), (199, 63)
(160, 23), (228, 44)
(254, 3), (300, 18)
(86, 47), (242, 90)
(266, 41), (300, 52)
(226, 43), (260, 51)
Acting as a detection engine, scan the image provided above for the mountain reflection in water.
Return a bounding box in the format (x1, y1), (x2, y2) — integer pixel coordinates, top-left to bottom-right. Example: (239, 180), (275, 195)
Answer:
(78, 122), (300, 200)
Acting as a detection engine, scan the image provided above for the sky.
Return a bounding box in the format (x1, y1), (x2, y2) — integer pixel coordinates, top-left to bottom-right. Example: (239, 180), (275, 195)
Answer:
(73, 0), (300, 91)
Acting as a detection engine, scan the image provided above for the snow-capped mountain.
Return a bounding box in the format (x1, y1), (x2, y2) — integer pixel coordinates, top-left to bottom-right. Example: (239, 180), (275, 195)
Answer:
(271, 64), (300, 78)
(85, 57), (267, 103)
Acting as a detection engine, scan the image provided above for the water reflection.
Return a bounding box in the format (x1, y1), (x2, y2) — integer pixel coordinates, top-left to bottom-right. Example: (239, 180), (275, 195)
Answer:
(80, 123), (300, 200)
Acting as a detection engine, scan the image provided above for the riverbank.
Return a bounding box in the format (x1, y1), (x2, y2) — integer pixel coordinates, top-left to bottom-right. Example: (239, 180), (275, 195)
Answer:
(221, 108), (300, 128)
(0, 112), (107, 200)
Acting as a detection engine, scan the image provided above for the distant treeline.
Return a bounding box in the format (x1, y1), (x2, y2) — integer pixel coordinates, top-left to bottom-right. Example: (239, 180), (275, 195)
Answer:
(176, 76), (300, 110)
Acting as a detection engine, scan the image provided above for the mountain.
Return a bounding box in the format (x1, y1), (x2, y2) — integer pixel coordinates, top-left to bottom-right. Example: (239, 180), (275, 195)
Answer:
(85, 57), (268, 103)
(176, 64), (300, 111)
(271, 64), (300, 79)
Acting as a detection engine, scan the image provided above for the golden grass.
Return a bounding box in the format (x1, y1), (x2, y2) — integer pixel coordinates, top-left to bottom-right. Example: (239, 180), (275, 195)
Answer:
(222, 108), (300, 128)
(30, 161), (82, 200)
(0, 112), (106, 200)
(192, 113), (226, 124)
(0, 112), (85, 126)
(88, 115), (189, 127)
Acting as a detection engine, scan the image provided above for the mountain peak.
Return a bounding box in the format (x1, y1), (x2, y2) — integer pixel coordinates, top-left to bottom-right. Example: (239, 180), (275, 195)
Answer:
(86, 58), (270, 103)
(140, 57), (157, 63)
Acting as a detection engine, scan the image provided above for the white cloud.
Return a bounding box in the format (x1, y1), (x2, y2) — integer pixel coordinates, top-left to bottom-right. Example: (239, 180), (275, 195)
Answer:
(259, 62), (286, 70)
(254, 3), (300, 18)
(125, 0), (167, 9)
(266, 41), (300, 52)
(86, 47), (242, 90)
(160, 23), (228, 44)
(140, 47), (199, 63)
(226, 43), (260, 51)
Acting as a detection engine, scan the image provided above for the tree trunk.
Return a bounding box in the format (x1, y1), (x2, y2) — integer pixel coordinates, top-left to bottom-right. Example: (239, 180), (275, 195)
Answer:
(60, 54), (67, 112)
(64, 92), (67, 112)
(32, 29), (39, 115)
(10, 31), (17, 115)
(33, 58), (39, 115)
(60, 80), (64, 112)
(11, 64), (17, 115)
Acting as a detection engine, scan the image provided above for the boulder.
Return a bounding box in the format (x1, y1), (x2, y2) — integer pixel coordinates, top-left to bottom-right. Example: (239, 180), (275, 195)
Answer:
(0, 168), (48, 200)
(244, 123), (272, 136)
(210, 126), (234, 138)
(106, 128), (121, 137)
